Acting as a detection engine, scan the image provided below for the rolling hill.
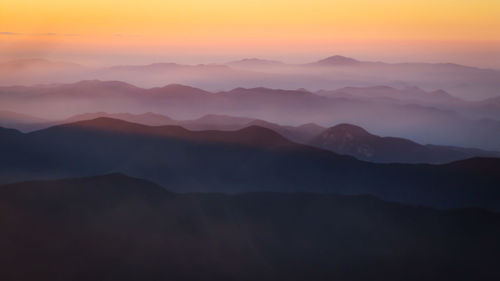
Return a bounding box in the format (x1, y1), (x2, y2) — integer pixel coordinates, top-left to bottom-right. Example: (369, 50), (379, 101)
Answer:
(1, 173), (499, 281)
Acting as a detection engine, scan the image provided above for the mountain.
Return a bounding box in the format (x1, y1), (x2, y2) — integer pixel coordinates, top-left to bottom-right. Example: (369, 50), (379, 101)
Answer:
(1, 117), (500, 211)
(2, 56), (500, 99)
(62, 112), (177, 126)
(58, 112), (323, 143)
(60, 112), (324, 143)
(317, 85), (500, 120)
(310, 123), (500, 163)
(180, 114), (256, 130)
(0, 109), (325, 143)
(95, 62), (251, 89)
(1, 174), (499, 281)
(3, 109), (494, 163)
(246, 119), (325, 144)
(147, 83), (212, 98)
(318, 85), (462, 105)
(227, 58), (285, 68)
(310, 55), (362, 66)
(2, 80), (500, 150)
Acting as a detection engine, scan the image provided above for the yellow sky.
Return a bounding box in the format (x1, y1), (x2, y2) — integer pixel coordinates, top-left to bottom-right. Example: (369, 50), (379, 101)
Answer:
(1, 0), (499, 66)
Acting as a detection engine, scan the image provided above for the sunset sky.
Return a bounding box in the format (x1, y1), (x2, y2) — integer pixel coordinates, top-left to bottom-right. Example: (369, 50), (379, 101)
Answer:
(1, 0), (499, 67)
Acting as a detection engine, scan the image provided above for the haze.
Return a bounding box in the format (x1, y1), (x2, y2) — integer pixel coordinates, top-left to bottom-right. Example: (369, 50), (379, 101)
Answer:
(1, 0), (499, 68)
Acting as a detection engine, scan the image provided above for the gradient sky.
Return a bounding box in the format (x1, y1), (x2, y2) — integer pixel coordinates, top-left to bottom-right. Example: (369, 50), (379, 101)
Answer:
(1, 0), (499, 67)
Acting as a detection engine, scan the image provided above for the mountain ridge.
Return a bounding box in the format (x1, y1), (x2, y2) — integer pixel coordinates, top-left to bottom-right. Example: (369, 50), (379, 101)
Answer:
(2, 117), (500, 211)
(1, 173), (500, 281)
(310, 123), (500, 163)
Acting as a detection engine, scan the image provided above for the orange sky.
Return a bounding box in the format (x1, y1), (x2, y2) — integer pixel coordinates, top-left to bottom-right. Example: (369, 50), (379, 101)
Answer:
(1, 0), (499, 67)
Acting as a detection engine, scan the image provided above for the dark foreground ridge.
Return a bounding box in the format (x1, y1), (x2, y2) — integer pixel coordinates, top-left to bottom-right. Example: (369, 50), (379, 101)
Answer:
(1, 174), (499, 281)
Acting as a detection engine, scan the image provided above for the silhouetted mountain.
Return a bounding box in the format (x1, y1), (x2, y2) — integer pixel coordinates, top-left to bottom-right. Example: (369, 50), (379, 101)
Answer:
(64, 112), (175, 126)
(311, 123), (500, 163)
(51, 117), (295, 147)
(1, 174), (499, 281)
(310, 55), (361, 66)
(246, 119), (325, 143)
(1, 117), (500, 211)
(58, 112), (325, 143)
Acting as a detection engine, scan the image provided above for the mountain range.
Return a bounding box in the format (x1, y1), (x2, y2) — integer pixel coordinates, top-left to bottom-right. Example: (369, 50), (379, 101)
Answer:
(1, 117), (500, 211)
(311, 123), (500, 163)
(1, 173), (499, 281)
(1, 80), (500, 151)
(2, 54), (500, 281)
(1, 55), (499, 100)
(2, 110), (498, 163)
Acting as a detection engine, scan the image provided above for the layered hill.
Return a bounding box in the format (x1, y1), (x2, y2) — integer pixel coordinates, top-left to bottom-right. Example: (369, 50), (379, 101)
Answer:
(1, 174), (499, 281)
(1, 117), (500, 211)
(2, 110), (497, 163)
(2, 55), (500, 99)
(2, 80), (500, 151)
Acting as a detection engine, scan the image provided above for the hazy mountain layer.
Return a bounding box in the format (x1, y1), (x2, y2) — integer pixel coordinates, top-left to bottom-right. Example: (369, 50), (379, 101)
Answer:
(1, 55), (500, 100)
(1, 81), (499, 150)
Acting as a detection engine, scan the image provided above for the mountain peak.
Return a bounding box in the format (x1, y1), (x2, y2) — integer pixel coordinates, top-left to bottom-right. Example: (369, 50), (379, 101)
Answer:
(63, 117), (148, 131)
(234, 125), (294, 147)
(148, 84), (211, 96)
(227, 58), (284, 66)
(315, 55), (360, 65)
(327, 123), (371, 137)
(195, 114), (254, 124)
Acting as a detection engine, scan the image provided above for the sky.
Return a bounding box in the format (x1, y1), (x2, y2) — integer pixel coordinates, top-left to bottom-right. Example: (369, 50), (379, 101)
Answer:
(1, 0), (499, 67)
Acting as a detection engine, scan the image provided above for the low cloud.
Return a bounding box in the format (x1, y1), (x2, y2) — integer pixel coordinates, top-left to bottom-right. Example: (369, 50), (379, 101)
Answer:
(0, 32), (20, 35)
(1, 32), (80, 37)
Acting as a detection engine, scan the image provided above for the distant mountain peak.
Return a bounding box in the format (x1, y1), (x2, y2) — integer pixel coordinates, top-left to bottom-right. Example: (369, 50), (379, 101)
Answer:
(71, 80), (136, 88)
(327, 123), (372, 137)
(157, 83), (205, 91)
(195, 114), (253, 123)
(148, 84), (211, 96)
(234, 125), (293, 146)
(430, 89), (452, 97)
(297, 122), (324, 130)
(227, 58), (284, 66)
(66, 117), (141, 129)
(315, 55), (360, 65)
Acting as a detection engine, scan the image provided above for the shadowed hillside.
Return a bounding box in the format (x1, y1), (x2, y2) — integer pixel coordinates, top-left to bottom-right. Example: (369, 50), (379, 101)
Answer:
(1, 174), (499, 281)
(1, 117), (500, 211)
(311, 123), (500, 163)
